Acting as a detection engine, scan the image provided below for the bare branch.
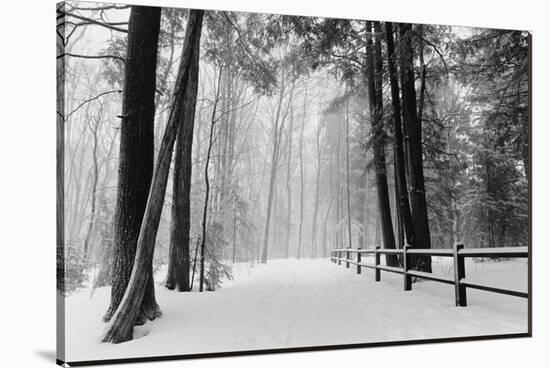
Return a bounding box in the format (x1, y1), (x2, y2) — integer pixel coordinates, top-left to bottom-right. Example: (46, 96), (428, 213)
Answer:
(60, 11), (128, 33)
(66, 90), (122, 120)
(59, 52), (125, 63)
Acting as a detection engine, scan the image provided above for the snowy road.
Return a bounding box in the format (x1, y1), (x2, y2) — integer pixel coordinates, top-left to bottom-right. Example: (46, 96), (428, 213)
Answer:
(64, 258), (528, 362)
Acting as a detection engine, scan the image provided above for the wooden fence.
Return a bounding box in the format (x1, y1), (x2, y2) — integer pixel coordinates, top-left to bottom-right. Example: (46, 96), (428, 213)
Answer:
(330, 244), (528, 306)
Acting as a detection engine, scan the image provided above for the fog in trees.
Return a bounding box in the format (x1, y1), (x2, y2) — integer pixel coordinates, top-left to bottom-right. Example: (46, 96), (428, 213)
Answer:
(57, 2), (529, 344)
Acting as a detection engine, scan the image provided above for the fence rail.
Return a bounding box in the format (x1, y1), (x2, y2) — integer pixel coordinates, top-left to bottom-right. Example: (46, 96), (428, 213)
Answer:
(330, 244), (528, 306)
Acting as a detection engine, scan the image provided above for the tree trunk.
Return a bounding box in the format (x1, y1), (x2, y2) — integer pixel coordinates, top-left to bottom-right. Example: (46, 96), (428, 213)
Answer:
(366, 21), (398, 266)
(82, 113), (101, 259)
(232, 191), (238, 263)
(335, 102), (342, 250)
(103, 6), (161, 324)
(56, 4), (65, 296)
(297, 86), (307, 259)
(345, 97), (352, 249)
(101, 9), (204, 343)
(358, 169), (367, 249)
(261, 70), (286, 263)
(311, 119), (321, 257)
(398, 23), (432, 272)
(200, 66), (223, 292)
(385, 22), (416, 248)
(165, 21), (201, 292)
(285, 102), (294, 258)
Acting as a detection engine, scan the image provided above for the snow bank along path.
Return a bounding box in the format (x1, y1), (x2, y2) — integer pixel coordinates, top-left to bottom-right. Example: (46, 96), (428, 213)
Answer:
(65, 257), (528, 362)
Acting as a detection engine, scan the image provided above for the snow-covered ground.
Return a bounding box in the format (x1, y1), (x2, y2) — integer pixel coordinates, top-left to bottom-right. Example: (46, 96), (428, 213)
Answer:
(64, 257), (528, 362)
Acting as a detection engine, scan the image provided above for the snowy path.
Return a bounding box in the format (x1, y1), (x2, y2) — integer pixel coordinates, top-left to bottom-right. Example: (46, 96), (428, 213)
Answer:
(64, 258), (528, 362)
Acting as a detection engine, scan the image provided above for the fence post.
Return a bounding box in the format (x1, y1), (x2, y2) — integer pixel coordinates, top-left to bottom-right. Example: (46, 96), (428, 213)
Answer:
(403, 245), (412, 291)
(357, 248), (362, 274)
(453, 243), (467, 306)
(375, 246), (381, 282)
(337, 250), (341, 265)
(346, 249), (350, 268)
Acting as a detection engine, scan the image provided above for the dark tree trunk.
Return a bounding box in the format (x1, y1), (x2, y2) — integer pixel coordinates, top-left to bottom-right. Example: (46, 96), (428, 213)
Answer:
(101, 9), (204, 343)
(385, 22), (416, 248)
(366, 21), (399, 266)
(398, 23), (432, 272)
(417, 25), (427, 127)
(103, 6), (161, 324)
(394, 161), (404, 250)
(165, 23), (201, 292)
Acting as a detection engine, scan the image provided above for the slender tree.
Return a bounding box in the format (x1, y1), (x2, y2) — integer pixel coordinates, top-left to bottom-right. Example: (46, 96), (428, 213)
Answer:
(311, 116), (322, 257)
(261, 68), (288, 263)
(165, 16), (202, 291)
(284, 100), (294, 258)
(345, 97), (352, 249)
(297, 85), (307, 259)
(82, 109), (102, 259)
(200, 66), (223, 292)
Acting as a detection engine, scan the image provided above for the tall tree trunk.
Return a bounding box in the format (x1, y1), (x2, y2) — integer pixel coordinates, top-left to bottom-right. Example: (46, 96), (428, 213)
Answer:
(285, 102), (294, 258)
(311, 119), (321, 257)
(345, 97), (352, 249)
(297, 86), (307, 259)
(366, 21), (398, 266)
(101, 9), (204, 343)
(322, 197), (333, 257)
(56, 3), (65, 298)
(103, 6), (161, 324)
(358, 169), (367, 249)
(385, 22), (416, 248)
(200, 66), (223, 292)
(165, 22), (201, 292)
(335, 104), (342, 250)
(398, 23), (432, 272)
(261, 71), (286, 263)
(232, 190), (238, 263)
(82, 116), (100, 259)
(417, 24), (427, 127)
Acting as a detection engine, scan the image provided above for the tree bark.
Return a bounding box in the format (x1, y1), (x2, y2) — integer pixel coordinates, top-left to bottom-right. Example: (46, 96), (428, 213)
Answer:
(103, 6), (161, 324)
(398, 23), (432, 272)
(165, 21), (201, 292)
(366, 21), (398, 266)
(385, 22), (416, 248)
(101, 9), (204, 343)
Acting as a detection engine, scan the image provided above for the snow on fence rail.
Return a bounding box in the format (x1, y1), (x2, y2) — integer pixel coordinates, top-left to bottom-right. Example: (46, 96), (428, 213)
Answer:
(329, 244), (528, 306)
